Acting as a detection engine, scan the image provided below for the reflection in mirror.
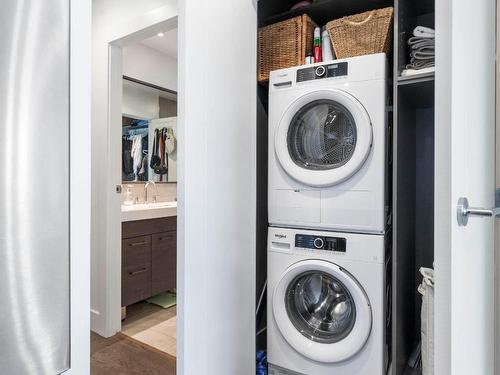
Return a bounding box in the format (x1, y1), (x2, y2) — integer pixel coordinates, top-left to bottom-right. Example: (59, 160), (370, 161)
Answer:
(122, 77), (177, 183)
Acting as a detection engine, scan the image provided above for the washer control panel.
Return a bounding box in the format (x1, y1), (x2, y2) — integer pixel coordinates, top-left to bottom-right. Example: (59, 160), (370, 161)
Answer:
(295, 234), (346, 252)
(296, 61), (348, 82)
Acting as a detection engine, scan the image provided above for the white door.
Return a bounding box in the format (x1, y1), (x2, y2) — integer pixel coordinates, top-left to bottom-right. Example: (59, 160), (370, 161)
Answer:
(178, 0), (257, 374)
(435, 0), (496, 374)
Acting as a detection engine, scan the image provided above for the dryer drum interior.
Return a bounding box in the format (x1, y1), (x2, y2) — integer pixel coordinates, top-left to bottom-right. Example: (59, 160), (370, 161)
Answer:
(285, 270), (357, 344)
(287, 99), (357, 171)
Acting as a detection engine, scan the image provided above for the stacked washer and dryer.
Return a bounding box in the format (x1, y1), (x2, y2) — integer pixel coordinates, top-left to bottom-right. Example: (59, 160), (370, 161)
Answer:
(267, 53), (390, 375)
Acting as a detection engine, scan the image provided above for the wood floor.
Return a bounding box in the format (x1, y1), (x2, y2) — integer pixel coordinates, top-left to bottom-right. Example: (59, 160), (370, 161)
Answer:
(91, 310), (176, 375)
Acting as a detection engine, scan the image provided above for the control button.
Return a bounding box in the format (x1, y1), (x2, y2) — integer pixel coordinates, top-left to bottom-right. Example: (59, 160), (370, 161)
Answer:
(313, 237), (324, 249)
(315, 66), (326, 77)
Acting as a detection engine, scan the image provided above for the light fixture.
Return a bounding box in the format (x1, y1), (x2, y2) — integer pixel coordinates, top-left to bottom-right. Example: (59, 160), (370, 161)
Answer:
(157, 32), (165, 37)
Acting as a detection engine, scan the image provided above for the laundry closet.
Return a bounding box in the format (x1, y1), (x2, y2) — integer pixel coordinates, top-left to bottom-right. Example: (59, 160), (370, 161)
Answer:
(256, 1), (435, 374)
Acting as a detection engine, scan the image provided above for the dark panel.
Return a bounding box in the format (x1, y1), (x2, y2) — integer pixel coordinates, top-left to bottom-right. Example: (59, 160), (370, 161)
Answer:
(122, 216), (177, 238)
(151, 231), (177, 295)
(393, 79), (434, 375)
(260, 0), (394, 27)
(393, 86), (417, 375)
(256, 86), (269, 351)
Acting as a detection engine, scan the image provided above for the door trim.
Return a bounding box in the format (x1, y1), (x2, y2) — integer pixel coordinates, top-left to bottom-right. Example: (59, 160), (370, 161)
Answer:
(66, 0), (91, 373)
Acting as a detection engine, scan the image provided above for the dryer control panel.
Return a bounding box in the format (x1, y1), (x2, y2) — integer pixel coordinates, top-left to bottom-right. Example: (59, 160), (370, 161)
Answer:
(296, 62), (348, 82)
(295, 234), (346, 252)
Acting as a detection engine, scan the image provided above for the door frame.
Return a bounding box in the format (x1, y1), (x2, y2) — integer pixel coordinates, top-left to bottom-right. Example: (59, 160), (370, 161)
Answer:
(107, 17), (178, 335)
(91, 5), (178, 337)
(67, 0), (91, 373)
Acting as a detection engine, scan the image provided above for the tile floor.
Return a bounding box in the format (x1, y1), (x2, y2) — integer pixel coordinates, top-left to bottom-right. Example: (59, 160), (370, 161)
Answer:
(121, 301), (177, 358)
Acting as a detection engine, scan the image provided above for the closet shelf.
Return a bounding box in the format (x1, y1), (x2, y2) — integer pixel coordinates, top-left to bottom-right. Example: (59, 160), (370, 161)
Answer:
(260, 0), (392, 27)
(397, 72), (435, 86)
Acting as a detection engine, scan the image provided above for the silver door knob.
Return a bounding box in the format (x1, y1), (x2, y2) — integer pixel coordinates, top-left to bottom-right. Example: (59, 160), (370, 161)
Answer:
(456, 197), (500, 226)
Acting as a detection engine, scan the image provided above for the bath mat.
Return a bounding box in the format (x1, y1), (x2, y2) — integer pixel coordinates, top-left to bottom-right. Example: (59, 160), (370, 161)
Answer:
(147, 292), (177, 309)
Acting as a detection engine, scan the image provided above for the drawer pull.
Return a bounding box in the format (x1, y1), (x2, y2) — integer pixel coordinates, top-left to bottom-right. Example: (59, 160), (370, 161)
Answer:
(129, 268), (148, 276)
(129, 241), (148, 247)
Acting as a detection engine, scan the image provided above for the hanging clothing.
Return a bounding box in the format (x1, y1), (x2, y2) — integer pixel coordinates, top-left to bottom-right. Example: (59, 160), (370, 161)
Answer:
(138, 152), (149, 181)
(122, 137), (134, 174)
(131, 134), (144, 181)
(165, 127), (176, 154)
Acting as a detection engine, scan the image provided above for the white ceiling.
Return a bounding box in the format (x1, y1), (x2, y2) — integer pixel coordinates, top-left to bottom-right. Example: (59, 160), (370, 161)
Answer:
(141, 28), (177, 59)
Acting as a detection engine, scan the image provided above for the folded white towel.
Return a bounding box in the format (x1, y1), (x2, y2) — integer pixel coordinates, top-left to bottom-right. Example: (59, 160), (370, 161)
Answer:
(401, 66), (435, 77)
(406, 59), (435, 69)
(408, 37), (435, 49)
(413, 26), (435, 38)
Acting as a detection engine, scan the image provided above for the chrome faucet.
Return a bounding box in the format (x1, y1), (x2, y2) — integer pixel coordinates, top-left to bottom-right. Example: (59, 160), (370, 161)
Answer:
(144, 180), (159, 203)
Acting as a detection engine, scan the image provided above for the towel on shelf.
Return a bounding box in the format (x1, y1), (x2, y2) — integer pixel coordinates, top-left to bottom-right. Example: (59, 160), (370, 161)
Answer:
(405, 26), (435, 71)
(401, 66), (435, 77)
(408, 36), (435, 51)
(413, 25), (435, 38)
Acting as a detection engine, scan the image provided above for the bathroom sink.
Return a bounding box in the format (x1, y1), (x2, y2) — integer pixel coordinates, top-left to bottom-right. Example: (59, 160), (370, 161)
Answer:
(121, 201), (177, 222)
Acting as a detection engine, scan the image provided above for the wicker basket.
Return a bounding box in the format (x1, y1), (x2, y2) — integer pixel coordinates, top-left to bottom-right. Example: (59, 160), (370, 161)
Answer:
(258, 14), (317, 83)
(326, 7), (393, 59)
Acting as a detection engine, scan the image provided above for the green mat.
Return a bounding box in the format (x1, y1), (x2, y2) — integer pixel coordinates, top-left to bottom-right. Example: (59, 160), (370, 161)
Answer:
(146, 292), (177, 309)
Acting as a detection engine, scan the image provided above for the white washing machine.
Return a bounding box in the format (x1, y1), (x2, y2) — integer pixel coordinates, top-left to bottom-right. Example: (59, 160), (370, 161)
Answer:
(267, 227), (387, 375)
(268, 53), (389, 234)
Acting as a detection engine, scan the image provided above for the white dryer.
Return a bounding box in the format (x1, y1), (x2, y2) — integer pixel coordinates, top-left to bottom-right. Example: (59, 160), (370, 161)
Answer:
(267, 227), (387, 375)
(268, 54), (389, 234)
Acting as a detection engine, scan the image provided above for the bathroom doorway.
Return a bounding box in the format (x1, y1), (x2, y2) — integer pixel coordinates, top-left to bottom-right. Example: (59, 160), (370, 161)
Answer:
(91, 5), (179, 373)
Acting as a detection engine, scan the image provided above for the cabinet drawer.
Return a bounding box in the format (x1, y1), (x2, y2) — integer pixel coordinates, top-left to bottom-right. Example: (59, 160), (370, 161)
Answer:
(122, 264), (152, 306)
(151, 231), (176, 295)
(122, 235), (151, 268)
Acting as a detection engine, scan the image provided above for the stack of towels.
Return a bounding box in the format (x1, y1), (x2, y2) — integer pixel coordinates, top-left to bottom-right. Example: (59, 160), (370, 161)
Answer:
(402, 26), (435, 77)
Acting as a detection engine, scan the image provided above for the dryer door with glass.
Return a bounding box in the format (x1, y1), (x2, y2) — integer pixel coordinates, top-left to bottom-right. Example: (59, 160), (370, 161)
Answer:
(275, 89), (372, 187)
(272, 259), (372, 363)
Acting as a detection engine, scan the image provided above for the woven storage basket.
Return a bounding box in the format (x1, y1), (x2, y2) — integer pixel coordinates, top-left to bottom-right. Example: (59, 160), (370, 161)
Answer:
(326, 7), (393, 59)
(258, 14), (317, 83)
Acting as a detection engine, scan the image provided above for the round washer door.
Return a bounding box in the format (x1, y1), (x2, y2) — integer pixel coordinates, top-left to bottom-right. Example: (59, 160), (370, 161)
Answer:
(273, 259), (372, 363)
(275, 89), (372, 187)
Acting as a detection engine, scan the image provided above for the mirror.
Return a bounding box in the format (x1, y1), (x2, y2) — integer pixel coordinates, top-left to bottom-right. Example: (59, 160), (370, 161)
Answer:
(122, 77), (177, 183)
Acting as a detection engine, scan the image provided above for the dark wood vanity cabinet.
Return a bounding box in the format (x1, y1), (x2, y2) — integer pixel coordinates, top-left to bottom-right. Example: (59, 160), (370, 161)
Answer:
(122, 216), (177, 307)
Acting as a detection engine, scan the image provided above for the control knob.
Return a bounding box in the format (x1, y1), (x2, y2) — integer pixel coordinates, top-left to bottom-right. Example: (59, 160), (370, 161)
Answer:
(315, 66), (326, 77)
(313, 237), (324, 249)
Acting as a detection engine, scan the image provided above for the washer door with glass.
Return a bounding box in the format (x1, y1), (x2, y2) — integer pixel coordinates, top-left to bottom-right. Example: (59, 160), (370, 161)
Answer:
(273, 259), (372, 363)
(275, 89), (372, 187)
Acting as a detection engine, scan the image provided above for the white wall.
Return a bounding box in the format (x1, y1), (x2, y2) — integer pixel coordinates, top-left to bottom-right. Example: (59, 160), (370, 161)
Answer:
(92, 0), (177, 337)
(122, 83), (160, 119)
(123, 43), (178, 92)
(178, 0), (257, 373)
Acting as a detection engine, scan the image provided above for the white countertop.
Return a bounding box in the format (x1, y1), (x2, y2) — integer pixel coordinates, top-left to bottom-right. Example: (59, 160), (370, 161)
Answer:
(121, 201), (177, 222)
